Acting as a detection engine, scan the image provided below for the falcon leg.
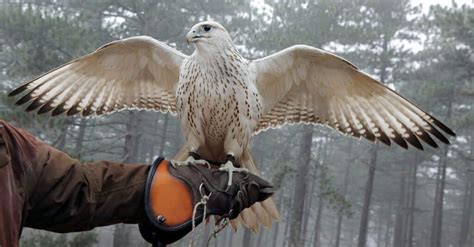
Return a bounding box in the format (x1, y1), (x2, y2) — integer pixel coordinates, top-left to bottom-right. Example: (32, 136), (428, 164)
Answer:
(219, 155), (248, 187)
(171, 152), (210, 168)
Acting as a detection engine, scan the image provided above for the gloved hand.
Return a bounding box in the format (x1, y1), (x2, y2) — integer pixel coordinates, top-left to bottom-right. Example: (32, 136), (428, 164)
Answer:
(139, 157), (274, 245)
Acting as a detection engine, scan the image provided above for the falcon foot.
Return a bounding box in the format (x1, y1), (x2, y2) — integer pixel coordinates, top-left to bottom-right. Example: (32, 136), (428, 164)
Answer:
(171, 152), (210, 168)
(219, 155), (248, 188)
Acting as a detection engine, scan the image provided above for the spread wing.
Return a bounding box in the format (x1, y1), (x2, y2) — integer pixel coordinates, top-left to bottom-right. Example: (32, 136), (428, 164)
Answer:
(251, 45), (455, 150)
(9, 36), (186, 116)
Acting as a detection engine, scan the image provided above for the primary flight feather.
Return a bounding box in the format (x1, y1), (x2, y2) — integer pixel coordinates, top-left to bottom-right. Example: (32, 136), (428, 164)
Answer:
(9, 20), (455, 230)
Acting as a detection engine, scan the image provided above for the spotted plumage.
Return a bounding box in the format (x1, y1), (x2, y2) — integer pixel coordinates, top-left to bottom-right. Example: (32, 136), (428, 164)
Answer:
(177, 45), (261, 160)
(8, 20), (455, 231)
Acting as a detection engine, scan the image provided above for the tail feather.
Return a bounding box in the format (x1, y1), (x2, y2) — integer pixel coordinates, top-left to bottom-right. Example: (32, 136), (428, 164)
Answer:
(250, 202), (272, 228)
(229, 215), (241, 230)
(173, 144), (190, 161)
(240, 208), (259, 231)
(232, 147), (280, 230)
(261, 198), (281, 220)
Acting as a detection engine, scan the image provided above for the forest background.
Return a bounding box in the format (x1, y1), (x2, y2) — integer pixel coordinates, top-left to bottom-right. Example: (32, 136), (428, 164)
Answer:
(0, 0), (472, 246)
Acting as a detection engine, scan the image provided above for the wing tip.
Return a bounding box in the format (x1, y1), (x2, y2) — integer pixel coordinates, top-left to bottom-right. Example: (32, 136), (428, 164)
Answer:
(415, 145), (424, 151)
(396, 139), (409, 150)
(431, 129), (451, 145)
(428, 139), (440, 149)
(66, 107), (81, 116)
(8, 83), (30, 97)
(81, 107), (96, 117)
(377, 133), (392, 147)
(432, 118), (456, 137)
(408, 139), (424, 151)
(419, 138), (439, 150)
(37, 103), (55, 115)
(25, 101), (41, 112)
(15, 93), (34, 106)
(51, 102), (68, 116)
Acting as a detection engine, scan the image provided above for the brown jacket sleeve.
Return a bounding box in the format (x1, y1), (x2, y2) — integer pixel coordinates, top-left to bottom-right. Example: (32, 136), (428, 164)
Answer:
(0, 120), (149, 246)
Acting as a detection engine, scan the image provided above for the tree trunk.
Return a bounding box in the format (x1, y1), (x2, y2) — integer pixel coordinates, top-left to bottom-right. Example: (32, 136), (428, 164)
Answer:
(357, 27), (391, 247)
(284, 180), (296, 247)
(289, 125), (314, 247)
(158, 113), (169, 156)
(113, 111), (143, 247)
(147, 114), (160, 163)
(335, 140), (353, 247)
(459, 129), (474, 247)
(406, 153), (418, 247)
(459, 172), (473, 247)
(348, 217), (357, 246)
(376, 207), (383, 247)
(272, 193), (284, 247)
(429, 90), (453, 247)
(123, 111), (143, 163)
(74, 118), (87, 158)
(54, 119), (69, 150)
(303, 178), (315, 240)
(429, 145), (448, 247)
(313, 138), (331, 247)
(304, 142), (326, 240)
(256, 228), (265, 247)
(430, 155), (442, 247)
(357, 146), (378, 247)
(313, 197), (325, 247)
(172, 117), (182, 154)
(393, 163), (408, 247)
(384, 202), (393, 247)
(242, 228), (252, 247)
(113, 224), (131, 247)
(226, 227), (234, 247)
(200, 223), (211, 247)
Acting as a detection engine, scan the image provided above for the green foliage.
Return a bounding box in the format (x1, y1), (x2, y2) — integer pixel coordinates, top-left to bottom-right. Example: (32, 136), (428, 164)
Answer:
(20, 231), (98, 247)
(20, 233), (67, 247)
(0, 4), (110, 78)
(271, 161), (296, 190)
(0, 2), (112, 135)
(69, 232), (99, 247)
(317, 164), (353, 217)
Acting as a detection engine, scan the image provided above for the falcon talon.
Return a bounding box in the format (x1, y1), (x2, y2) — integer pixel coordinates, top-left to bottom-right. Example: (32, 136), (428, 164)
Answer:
(198, 162), (212, 169)
(170, 159), (188, 168)
(171, 155), (210, 168)
(188, 151), (203, 160)
(193, 159), (211, 168)
(170, 160), (178, 168)
(219, 160), (249, 187)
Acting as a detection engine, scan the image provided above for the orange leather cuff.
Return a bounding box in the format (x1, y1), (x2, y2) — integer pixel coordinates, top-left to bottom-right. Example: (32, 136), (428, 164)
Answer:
(150, 158), (193, 227)
(139, 157), (203, 245)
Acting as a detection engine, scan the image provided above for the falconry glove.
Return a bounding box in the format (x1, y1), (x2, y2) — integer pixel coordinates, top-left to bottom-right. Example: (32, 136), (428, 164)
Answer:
(139, 157), (274, 245)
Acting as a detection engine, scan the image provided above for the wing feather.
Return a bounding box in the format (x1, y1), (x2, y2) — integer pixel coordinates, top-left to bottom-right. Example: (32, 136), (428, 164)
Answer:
(251, 45), (455, 149)
(9, 36), (186, 116)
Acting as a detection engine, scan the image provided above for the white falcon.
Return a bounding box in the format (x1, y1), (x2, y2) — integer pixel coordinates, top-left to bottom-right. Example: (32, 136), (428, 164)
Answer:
(9, 21), (455, 230)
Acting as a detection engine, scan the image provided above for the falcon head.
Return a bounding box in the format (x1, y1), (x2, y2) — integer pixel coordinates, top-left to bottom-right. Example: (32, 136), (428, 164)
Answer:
(186, 21), (232, 49)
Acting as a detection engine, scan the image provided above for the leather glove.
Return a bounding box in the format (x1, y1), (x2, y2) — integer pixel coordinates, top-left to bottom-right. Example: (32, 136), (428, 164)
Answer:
(139, 157), (274, 245)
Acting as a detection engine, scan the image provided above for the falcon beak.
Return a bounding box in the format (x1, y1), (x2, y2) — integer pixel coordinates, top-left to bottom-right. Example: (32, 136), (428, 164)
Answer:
(186, 30), (203, 44)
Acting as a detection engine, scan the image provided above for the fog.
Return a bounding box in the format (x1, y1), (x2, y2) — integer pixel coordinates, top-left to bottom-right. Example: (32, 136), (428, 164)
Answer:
(0, 0), (472, 246)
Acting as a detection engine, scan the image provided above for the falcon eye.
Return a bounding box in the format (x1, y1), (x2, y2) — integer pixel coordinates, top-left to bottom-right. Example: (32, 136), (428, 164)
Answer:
(202, 25), (212, 32)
